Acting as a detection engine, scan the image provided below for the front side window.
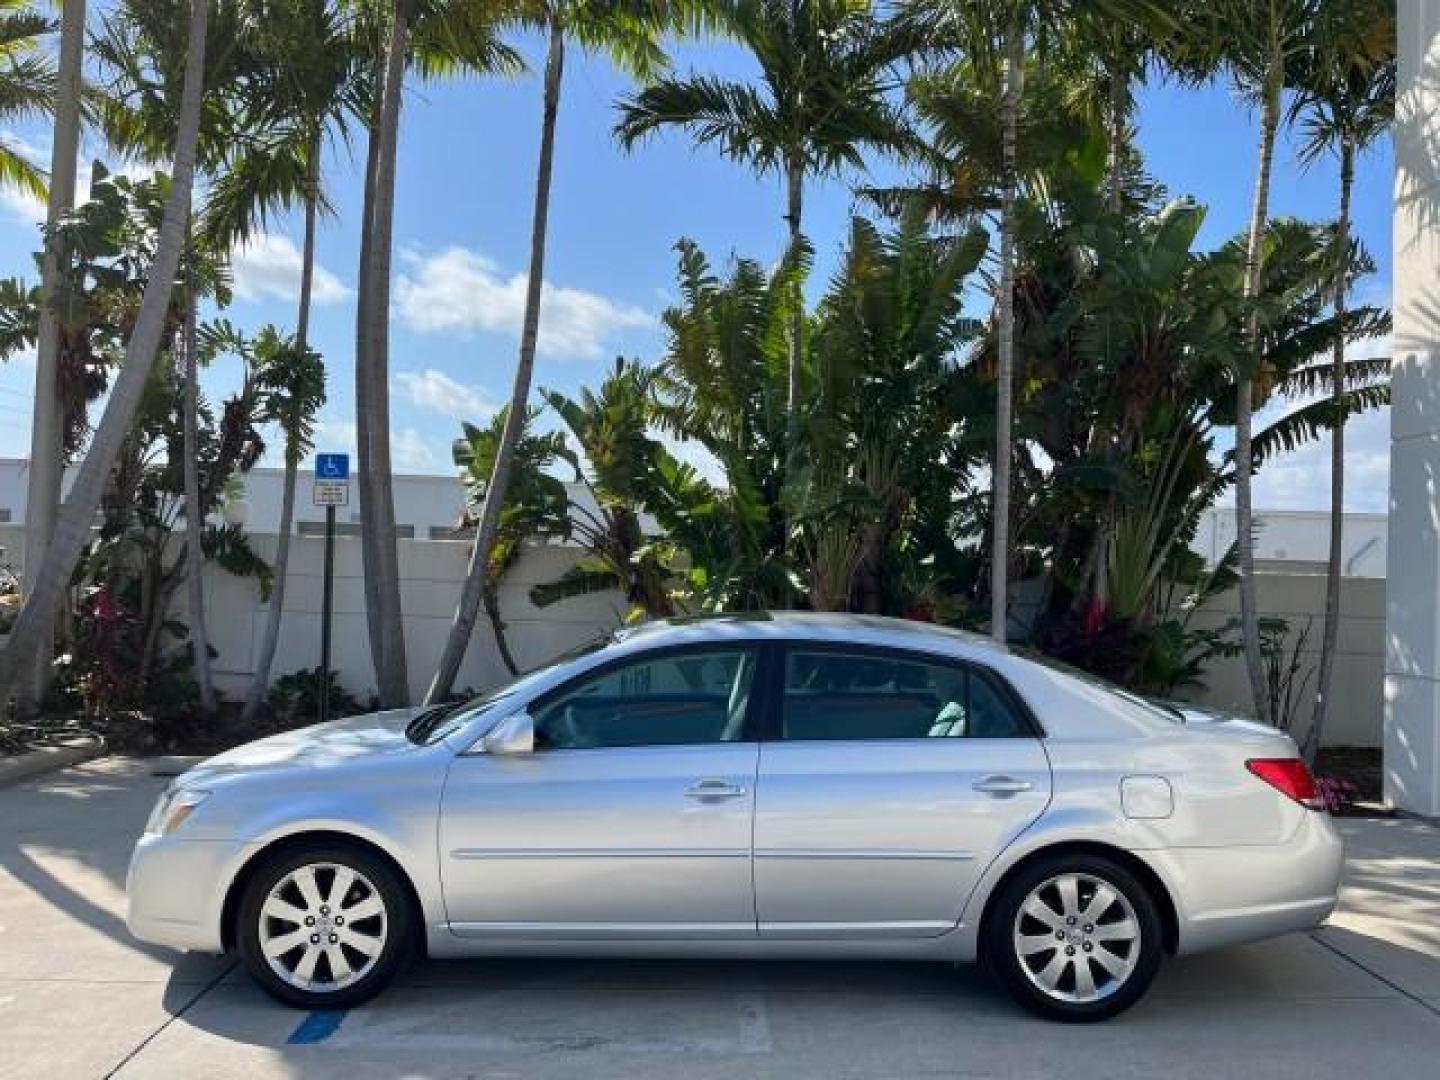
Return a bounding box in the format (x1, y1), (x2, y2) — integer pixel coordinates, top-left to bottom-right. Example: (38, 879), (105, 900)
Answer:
(531, 648), (758, 750)
(781, 648), (1029, 741)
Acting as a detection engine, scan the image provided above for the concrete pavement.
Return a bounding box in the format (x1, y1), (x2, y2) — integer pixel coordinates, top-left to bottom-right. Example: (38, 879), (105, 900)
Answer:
(2, 757), (1438, 1079)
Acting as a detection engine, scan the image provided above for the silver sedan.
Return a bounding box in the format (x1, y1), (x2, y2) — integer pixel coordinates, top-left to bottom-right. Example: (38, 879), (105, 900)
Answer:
(126, 613), (1343, 1021)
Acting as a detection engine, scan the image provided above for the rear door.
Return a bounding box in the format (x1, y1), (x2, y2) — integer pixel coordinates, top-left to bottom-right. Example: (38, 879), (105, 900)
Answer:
(753, 644), (1051, 938)
(440, 645), (762, 939)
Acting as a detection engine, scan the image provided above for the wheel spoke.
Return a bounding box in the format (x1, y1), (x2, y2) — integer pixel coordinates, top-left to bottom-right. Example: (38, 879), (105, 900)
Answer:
(293, 867), (324, 912)
(1055, 876), (1080, 919)
(327, 867), (356, 909)
(343, 895), (384, 922)
(1072, 957), (1097, 999)
(262, 927), (310, 958)
(1083, 883), (1118, 921)
(1034, 950), (1070, 992)
(292, 943), (322, 984)
(262, 897), (309, 926)
(326, 945), (354, 981)
(1092, 918), (1138, 943)
(338, 927), (384, 957)
(1021, 895), (1064, 932)
(1017, 933), (1059, 957)
(1091, 945), (1134, 980)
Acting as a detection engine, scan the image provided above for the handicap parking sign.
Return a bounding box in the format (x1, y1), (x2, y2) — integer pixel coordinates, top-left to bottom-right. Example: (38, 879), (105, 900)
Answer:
(316, 452), (350, 480)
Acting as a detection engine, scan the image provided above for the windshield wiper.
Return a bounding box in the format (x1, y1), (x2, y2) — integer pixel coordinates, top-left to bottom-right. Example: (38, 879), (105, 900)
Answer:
(405, 702), (459, 744)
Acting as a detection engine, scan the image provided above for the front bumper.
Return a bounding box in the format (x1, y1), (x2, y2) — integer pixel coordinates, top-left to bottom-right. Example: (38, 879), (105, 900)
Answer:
(126, 833), (251, 953)
(1165, 808), (1345, 955)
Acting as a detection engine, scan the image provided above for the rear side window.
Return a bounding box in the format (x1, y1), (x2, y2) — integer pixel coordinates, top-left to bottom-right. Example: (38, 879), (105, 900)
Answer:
(780, 648), (1030, 741)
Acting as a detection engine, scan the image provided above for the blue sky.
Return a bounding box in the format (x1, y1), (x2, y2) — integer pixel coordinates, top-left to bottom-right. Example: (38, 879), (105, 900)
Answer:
(0, 35), (1395, 511)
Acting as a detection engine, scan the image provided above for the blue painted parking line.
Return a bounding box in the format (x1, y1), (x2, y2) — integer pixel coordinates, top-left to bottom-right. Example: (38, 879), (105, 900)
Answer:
(288, 1009), (348, 1045)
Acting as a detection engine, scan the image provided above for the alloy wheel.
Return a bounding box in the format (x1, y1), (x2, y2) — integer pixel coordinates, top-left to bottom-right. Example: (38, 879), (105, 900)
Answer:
(1011, 871), (1140, 1004)
(257, 862), (389, 992)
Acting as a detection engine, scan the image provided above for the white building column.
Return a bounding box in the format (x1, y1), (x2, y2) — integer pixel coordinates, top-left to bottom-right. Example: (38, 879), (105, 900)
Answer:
(1386, 1), (1440, 816)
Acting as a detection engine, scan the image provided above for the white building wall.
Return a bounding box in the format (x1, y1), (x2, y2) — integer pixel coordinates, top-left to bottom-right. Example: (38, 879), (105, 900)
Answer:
(0, 522), (628, 704)
(0, 459), (1391, 743)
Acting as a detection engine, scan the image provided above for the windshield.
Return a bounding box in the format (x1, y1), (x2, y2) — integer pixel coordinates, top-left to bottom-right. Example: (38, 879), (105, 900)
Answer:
(405, 634), (614, 745)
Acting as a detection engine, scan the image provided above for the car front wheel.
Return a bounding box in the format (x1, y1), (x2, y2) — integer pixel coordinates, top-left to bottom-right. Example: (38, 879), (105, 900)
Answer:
(236, 842), (415, 1009)
(986, 853), (1163, 1022)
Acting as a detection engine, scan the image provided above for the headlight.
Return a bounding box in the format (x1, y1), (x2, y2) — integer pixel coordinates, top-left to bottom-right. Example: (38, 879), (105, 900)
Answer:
(144, 788), (210, 836)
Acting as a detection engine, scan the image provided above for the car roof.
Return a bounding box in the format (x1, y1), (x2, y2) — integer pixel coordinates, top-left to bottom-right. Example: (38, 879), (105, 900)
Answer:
(608, 611), (1012, 662)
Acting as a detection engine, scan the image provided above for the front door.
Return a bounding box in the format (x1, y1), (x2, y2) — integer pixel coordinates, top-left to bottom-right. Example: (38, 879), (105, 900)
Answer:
(439, 645), (762, 939)
(753, 644), (1051, 938)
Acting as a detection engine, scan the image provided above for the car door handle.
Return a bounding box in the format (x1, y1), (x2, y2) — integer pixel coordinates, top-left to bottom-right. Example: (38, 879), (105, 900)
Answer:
(973, 775), (1033, 796)
(685, 779), (747, 800)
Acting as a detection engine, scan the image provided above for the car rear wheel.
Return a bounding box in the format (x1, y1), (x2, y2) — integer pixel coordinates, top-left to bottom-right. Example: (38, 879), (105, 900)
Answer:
(236, 843), (415, 1009)
(985, 853), (1163, 1022)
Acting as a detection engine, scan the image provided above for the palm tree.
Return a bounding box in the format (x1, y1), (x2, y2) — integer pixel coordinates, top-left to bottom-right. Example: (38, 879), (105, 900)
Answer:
(1192, 0), (1323, 723)
(93, 0), (266, 711)
(0, 0), (53, 197)
(179, 252), (217, 712)
(354, 0), (518, 707)
(898, 0), (1031, 640)
(354, 0), (414, 707)
(425, 0), (670, 704)
(451, 408), (572, 676)
(17, 0), (78, 713)
(615, 0), (910, 462)
(199, 0), (368, 723)
(0, 0), (209, 710)
(1289, 0), (1394, 762)
(243, 327), (326, 719)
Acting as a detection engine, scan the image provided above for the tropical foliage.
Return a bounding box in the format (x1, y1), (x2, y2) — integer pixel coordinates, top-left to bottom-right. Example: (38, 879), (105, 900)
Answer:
(0, 0), (1397, 751)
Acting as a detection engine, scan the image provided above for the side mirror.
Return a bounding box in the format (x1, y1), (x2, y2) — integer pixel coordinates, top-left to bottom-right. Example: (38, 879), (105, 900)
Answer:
(480, 711), (534, 756)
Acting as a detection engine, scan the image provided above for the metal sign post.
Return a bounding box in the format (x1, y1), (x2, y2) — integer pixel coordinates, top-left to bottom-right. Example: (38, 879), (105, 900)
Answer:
(313, 453), (350, 725)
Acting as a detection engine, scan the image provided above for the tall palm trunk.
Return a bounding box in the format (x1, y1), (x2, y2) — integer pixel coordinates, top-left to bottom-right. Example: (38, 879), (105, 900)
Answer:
(358, 0), (412, 706)
(242, 143), (319, 725)
(483, 576), (519, 677)
(990, 3), (1022, 643)
(355, 76), (385, 682)
(0, 0), (209, 707)
(1303, 136), (1354, 765)
(1235, 70), (1282, 725)
(18, 0), (86, 713)
(426, 22), (565, 704)
(783, 151), (804, 459)
(181, 258), (216, 713)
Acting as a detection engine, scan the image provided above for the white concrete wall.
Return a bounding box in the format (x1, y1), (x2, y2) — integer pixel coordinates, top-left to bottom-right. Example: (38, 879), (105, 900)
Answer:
(1195, 508), (1388, 578)
(0, 523), (628, 703)
(1177, 575), (1385, 747)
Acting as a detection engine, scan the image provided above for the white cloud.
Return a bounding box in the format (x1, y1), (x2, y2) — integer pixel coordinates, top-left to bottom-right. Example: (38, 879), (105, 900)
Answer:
(392, 428), (436, 471)
(1248, 338), (1393, 513)
(1251, 405), (1391, 514)
(231, 233), (351, 306)
(396, 368), (498, 422)
(395, 246), (653, 358)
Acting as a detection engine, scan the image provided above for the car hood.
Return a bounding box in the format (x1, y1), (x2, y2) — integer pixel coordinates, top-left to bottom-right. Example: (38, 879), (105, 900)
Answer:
(179, 708), (427, 787)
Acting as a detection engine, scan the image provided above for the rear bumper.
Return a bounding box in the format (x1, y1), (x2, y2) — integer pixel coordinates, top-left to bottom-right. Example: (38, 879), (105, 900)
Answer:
(1165, 809), (1344, 955)
(126, 834), (249, 954)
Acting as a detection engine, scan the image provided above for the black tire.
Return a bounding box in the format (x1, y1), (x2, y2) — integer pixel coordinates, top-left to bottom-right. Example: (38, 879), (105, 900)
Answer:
(984, 852), (1163, 1022)
(236, 841), (416, 1009)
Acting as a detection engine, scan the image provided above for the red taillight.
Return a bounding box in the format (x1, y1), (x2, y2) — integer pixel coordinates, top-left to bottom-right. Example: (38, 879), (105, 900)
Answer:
(1246, 757), (1324, 810)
